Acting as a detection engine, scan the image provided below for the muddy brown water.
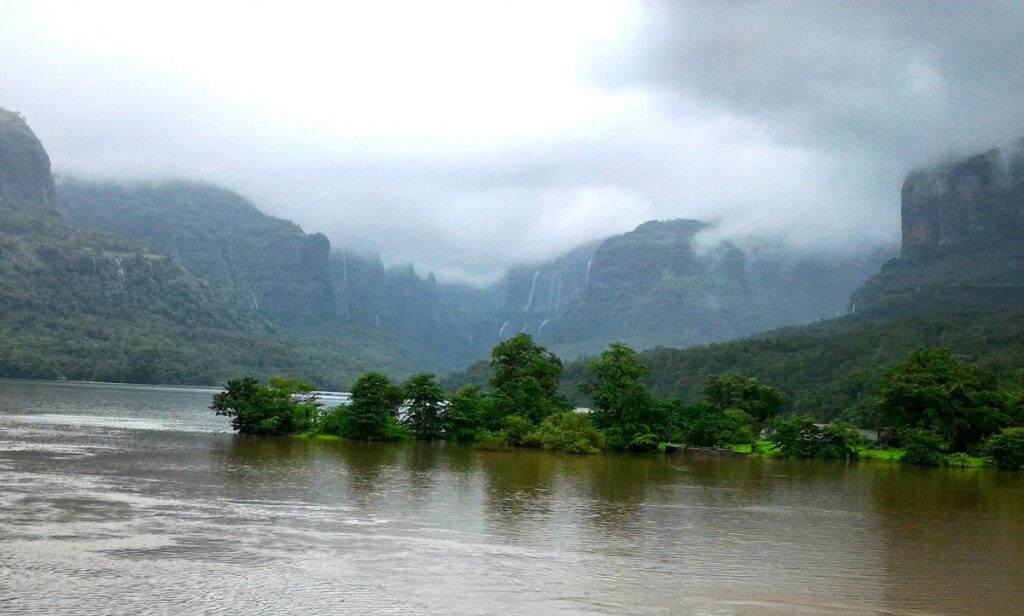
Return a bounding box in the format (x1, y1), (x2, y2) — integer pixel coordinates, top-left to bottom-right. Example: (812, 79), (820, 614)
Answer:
(1, 379), (1022, 614)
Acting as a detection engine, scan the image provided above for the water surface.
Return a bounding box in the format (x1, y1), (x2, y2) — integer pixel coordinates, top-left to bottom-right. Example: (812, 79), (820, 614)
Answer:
(1, 379), (1022, 614)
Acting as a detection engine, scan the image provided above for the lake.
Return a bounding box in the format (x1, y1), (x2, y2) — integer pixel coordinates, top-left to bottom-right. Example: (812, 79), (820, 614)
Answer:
(1, 379), (1022, 614)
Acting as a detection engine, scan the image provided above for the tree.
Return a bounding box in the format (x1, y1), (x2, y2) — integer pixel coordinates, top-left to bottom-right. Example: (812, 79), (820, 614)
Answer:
(771, 416), (862, 460)
(702, 374), (784, 428)
(402, 373), (445, 440)
(874, 349), (1010, 452)
(488, 334), (570, 425)
(211, 376), (317, 435)
(900, 428), (947, 466)
(982, 427), (1024, 470)
(339, 372), (404, 441)
(442, 385), (486, 444)
(581, 343), (668, 445)
(524, 411), (605, 454)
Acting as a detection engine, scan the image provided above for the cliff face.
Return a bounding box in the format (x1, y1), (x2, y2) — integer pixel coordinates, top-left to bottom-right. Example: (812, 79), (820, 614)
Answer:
(59, 180), (339, 327)
(481, 220), (889, 360)
(854, 140), (1024, 316)
(0, 109), (56, 210)
(902, 141), (1024, 259)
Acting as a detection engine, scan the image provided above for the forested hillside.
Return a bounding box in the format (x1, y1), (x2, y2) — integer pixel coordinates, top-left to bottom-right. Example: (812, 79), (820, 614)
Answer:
(0, 108), (412, 387)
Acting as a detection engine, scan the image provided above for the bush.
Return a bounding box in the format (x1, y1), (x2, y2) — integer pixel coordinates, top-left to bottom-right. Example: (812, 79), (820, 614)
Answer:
(472, 430), (511, 451)
(628, 432), (659, 453)
(442, 385), (485, 444)
(319, 405), (411, 441)
(211, 376), (317, 436)
(944, 453), (972, 469)
(900, 429), (947, 466)
(982, 427), (1024, 470)
(500, 415), (535, 447)
(524, 412), (604, 454)
(684, 405), (757, 448)
(772, 417), (861, 460)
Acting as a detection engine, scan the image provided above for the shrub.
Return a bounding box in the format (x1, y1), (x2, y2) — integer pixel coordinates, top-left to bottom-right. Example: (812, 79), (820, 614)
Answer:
(944, 453), (972, 469)
(442, 385), (485, 444)
(472, 430), (511, 451)
(525, 412), (605, 454)
(900, 429), (946, 466)
(211, 376), (317, 436)
(685, 407), (756, 448)
(982, 427), (1024, 470)
(772, 417), (862, 460)
(628, 432), (659, 453)
(500, 415), (535, 447)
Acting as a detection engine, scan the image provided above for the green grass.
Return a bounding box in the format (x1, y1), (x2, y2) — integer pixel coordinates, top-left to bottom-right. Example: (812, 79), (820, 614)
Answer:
(856, 446), (903, 461)
(719, 441), (989, 468)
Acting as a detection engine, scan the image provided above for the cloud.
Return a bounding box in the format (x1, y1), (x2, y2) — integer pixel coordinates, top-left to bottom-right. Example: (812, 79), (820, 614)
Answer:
(2, 1), (1022, 283)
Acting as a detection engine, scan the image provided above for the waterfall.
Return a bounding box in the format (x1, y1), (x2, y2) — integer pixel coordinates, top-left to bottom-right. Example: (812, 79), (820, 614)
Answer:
(115, 257), (127, 286)
(554, 268), (564, 310)
(341, 251), (348, 287)
(251, 291), (260, 311)
(585, 260), (593, 287)
(524, 270), (540, 311)
(375, 314), (381, 328)
(538, 318), (551, 335)
(497, 320), (511, 339)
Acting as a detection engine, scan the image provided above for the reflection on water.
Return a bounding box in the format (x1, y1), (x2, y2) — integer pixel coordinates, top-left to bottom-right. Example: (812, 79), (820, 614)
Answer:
(1, 379), (1023, 614)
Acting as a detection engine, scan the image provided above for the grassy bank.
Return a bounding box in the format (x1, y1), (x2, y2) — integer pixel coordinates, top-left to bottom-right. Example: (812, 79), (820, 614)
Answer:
(723, 440), (987, 468)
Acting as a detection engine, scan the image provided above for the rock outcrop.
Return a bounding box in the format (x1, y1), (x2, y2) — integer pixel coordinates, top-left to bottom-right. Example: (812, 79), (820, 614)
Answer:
(902, 140), (1024, 259)
(59, 179), (340, 327)
(0, 109), (56, 210)
(854, 140), (1024, 316)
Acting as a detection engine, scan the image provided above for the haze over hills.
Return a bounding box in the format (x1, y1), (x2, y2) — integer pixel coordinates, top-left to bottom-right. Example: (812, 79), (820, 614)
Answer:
(12, 102), (1024, 401)
(57, 170), (893, 373)
(520, 142), (1024, 424)
(0, 108), (413, 386)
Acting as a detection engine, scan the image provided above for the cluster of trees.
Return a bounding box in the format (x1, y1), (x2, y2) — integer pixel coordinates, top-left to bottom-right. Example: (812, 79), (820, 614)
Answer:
(213, 334), (788, 455)
(213, 335), (1024, 469)
(872, 349), (1024, 469)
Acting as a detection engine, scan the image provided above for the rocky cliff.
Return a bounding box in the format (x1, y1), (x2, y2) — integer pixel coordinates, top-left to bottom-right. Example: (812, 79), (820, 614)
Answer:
(479, 220), (890, 360)
(853, 140), (1024, 315)
(902, 140), (1024, 258)
(0, 109), (56, 210)
(59, 180), (340, 327)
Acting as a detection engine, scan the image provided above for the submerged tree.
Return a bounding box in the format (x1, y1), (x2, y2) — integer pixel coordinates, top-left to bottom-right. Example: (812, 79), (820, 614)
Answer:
(211, 376), (317, 435)
(488, 334), (570, 426)
(402, 373), (445, 440)
(442, 385), (486, 444)
(581, 343), (667, 449)
(336, 372), (404, 441)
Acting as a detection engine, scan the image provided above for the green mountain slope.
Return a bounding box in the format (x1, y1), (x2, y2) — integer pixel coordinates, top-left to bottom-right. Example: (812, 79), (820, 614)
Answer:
(0, 108), (411, 387)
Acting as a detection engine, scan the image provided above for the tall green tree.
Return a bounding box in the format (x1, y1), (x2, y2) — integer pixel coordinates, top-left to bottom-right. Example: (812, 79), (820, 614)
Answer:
(488, 334), (570, 425)
(874, 349), (1010, 451)
(702, 374), (784, 428)
(581, 343), (668, 448)
(402, 373), (445, 440)
(343, 372), (404, 441)
(442, 385), (486, 444)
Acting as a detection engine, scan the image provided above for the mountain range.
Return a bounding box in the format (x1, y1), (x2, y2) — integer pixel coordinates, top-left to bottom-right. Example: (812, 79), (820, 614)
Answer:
(6, 104), (1022, 402)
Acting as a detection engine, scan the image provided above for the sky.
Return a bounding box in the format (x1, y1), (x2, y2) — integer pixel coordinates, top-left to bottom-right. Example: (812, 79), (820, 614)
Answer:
(2, 1), (1023, 284)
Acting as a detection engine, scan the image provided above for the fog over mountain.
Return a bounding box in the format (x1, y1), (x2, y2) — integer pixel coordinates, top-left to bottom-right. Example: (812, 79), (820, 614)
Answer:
(2, 1), (1023, 283)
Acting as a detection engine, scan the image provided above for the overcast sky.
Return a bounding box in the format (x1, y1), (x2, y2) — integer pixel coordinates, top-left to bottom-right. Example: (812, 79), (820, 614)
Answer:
(2, 1), (1023, 283)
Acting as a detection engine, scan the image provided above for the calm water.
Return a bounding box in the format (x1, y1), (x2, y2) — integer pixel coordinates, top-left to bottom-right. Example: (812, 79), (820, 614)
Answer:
(1, 380), (1023, 615)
